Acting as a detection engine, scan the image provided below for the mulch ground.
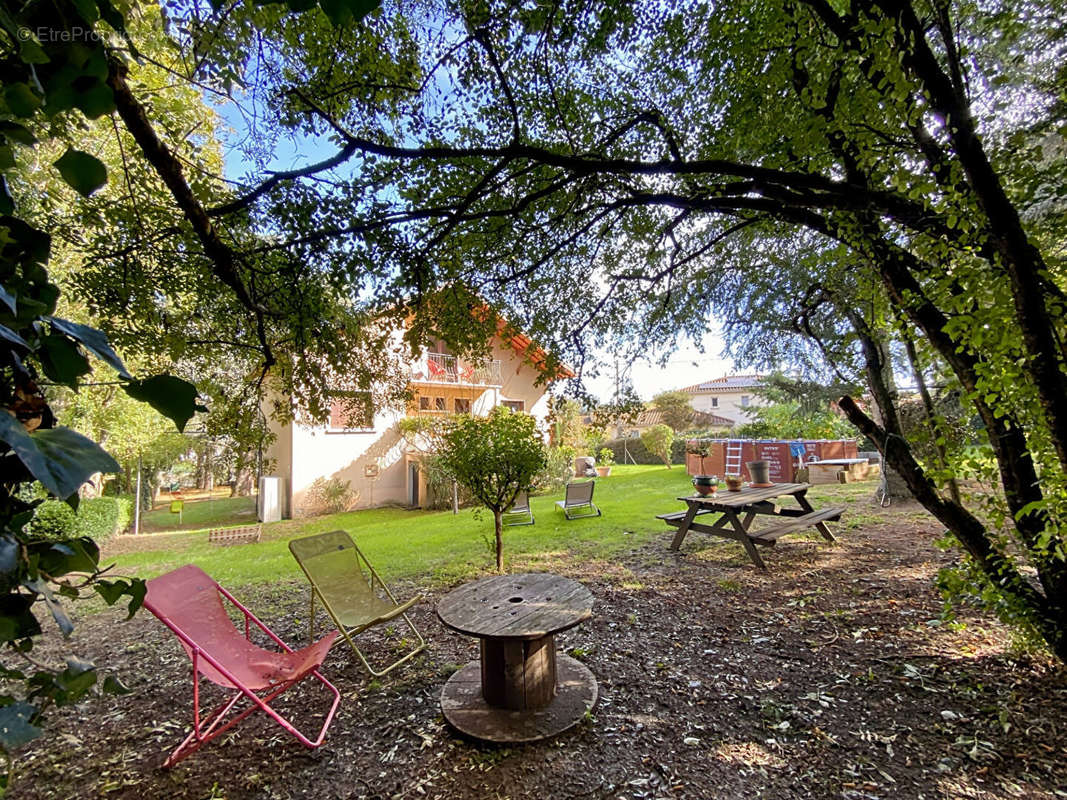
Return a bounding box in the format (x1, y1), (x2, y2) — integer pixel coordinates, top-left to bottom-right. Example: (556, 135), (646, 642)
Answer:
(13, 498), (1067, 800)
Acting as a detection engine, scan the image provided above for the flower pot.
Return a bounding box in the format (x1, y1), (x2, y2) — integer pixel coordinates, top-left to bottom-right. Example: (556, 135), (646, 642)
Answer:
(692, 475), (718, 496)
(596, 466), (612, 477)
(746, 460), (771, 485)
(724, 475), (743, 491)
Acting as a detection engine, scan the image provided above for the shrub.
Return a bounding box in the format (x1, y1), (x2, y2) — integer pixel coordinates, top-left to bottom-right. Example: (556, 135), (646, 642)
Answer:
(28, 496), (136, 542)
(77, 497), (134, 542)
(303, 477), (359, 516)
(533, 446), (576, 494)
(27, 500), (78, 540)
(641, 424), (675, 468)
(602, 437), (686, 466)
(419, 454), (472, 510)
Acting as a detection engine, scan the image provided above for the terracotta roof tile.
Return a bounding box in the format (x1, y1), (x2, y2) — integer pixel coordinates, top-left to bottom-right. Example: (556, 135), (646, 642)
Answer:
(680, 374), (765, 393)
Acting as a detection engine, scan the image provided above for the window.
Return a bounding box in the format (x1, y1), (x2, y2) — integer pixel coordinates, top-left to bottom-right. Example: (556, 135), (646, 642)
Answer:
(418, 396), (447, 412)
(502, 400), (525, 413)
(454, 397), (472, 414)
(711, 397), (719, 408)
(329, 391), (374, 432)
(741, 395), (750, 407)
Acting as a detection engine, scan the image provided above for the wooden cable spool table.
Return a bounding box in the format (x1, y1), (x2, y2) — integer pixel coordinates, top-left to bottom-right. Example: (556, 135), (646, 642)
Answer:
(436, 572), (597, 743)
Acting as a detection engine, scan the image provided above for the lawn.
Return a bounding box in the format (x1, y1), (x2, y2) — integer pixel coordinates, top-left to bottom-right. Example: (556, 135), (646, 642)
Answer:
(105, 465), (892, 589)
(138, 492), (257, 533)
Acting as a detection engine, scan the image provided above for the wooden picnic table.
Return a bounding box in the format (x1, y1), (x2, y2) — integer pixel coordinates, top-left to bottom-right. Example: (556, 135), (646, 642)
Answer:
(437, 573), (598, 743)
(657, 483), (843, 570)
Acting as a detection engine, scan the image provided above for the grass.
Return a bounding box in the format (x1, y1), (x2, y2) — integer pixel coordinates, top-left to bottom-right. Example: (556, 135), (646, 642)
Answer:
(104, 465), (887, 589)
(140, 494), (256, 533)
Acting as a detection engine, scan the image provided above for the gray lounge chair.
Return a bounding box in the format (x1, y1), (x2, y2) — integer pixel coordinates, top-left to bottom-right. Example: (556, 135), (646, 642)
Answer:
(503, 490), (535, 526)
(555, 481), (601, 520)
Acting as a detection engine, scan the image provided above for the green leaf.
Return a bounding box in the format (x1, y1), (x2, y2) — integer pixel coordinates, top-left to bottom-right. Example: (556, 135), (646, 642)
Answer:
(0, 145), (15, 171)
(95, 0), (127, 31)
(0, 594), (41, 643)
(22, 577), (73, 637)
(30, 538), (99, 577)
(18, 37), (51, 65)
(0, 176), (13, 215)
(3, 84), (42, 118)
(0, 534), (20, 592)
(317, 0), (380, 26)
(38, 333), (92, 387)
(0, 415), (120, 499)
(49, 318), (131, 378)
(124, 577), (145, 618)
(0, 324), (28, 349)
(94, 577), (145, 618)
(75, 82), (115, 119)
(102, 675), (131, 695)
(0, 284), (15, 313)
(0, 702), (42, 751)
(123, 375), (204, 432)
(57, 657), (96, 698)
(53, 148), (107, 197)
(0, 121), (37, 145)
(70, 0), (101, 24)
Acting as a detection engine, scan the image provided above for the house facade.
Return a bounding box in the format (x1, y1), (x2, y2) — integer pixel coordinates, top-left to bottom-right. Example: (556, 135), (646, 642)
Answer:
(617, 408), (735, 437)
(680, 374), (768, 428)
(264, 333), (564, 517)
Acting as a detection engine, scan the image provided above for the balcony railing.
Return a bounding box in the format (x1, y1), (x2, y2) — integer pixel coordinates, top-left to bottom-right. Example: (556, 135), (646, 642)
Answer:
(411, 353), (502, 386)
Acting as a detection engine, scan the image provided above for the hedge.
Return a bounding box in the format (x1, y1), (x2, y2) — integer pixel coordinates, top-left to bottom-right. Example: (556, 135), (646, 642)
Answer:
(28, 495), (134, 542)
(603, 437), (687, 466)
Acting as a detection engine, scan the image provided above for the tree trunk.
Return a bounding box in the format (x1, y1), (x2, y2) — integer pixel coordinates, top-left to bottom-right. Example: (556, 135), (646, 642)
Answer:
(494, 509), (504, 572)
(838, 395), (1067, 663)
(231, 464), (254, 497)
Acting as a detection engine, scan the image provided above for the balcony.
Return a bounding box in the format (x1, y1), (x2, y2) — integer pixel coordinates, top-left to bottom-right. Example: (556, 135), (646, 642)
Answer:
(411, 353), (503, 386)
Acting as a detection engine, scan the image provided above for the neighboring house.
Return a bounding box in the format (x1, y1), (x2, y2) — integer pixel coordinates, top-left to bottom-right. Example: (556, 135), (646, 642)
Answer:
(265, 329), (568, 517)
(618, 408), (735, 437)
(680, 374), (768, 427)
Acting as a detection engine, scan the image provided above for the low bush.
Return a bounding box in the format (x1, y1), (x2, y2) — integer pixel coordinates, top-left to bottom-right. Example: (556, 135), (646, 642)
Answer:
(303, 477), (359, 516)
(27, 500), (78, 540)
(533, 446), (575, 494)
(602, 437), (686, 466)
(26, 495), (134, 542)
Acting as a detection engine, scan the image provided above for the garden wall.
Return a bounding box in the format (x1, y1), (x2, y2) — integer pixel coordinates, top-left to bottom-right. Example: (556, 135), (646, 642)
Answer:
(685, 439), (859, 481)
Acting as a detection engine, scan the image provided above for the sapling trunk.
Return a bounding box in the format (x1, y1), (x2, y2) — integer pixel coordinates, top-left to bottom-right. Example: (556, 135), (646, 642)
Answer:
(493, 509), (504, 572)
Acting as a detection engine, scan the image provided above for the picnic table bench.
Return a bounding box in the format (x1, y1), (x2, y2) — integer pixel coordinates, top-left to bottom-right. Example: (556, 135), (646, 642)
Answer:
(658, 483), (843, 570)
(208, 524), (262, 546)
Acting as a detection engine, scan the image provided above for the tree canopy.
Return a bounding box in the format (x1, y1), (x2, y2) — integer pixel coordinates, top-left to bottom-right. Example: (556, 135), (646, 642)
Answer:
(436, 407), (546, 571)
(2, 0), (1065, 669)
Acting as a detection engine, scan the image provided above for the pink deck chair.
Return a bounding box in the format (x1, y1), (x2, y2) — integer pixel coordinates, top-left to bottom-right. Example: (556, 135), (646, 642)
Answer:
(143, 565), (341, 768)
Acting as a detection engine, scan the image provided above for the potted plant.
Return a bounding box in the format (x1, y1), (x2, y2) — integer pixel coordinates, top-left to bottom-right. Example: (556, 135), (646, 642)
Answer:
(686, 440), (718, 496)
(596, 447), (615, 477)
(746, 460), (771, 486)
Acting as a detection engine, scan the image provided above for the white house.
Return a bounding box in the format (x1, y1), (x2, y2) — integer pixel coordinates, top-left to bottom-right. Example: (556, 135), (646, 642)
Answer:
(680, 374), (768, 428)
(265, 329), (569, 517)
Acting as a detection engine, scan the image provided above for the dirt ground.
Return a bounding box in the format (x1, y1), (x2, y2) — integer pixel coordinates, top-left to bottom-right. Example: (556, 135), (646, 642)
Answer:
(13, 498), (1067, 800)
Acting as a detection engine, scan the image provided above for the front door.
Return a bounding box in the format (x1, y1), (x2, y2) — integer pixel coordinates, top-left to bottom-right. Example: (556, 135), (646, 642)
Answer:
(409, 462), (420, 507)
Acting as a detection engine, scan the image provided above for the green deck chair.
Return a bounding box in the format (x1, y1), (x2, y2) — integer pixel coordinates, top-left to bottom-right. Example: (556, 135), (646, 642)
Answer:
(289, 530), (426, 677)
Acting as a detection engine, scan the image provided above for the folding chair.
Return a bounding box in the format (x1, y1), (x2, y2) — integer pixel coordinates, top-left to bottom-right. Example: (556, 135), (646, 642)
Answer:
(503, 489), (535, 526)
(143, 565), (340, 768)
(289, 531), (426, 677)
(555, 481), (602, 519)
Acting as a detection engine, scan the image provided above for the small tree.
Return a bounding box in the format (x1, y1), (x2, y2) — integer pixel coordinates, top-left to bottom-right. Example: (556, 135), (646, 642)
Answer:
(437, 408), (547, 571)
(652, 391), (695, 432)
(641, 424), (675, 468)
